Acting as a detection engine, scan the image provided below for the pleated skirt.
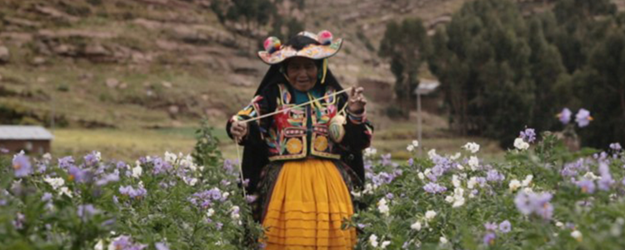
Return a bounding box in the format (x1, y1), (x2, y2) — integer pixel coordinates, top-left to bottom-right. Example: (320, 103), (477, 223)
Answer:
(262, 158), (357, 250)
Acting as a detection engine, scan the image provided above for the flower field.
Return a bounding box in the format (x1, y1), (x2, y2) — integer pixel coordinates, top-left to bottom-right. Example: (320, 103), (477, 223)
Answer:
(2, 115), (625, 249)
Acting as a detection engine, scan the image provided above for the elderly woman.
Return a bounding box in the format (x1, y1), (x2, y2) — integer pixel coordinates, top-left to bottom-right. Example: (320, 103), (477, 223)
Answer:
(227, 31), (373, 249)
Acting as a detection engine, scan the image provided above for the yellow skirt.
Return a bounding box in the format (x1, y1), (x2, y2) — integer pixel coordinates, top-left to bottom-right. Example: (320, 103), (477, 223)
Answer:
(262, 158), (357, 250)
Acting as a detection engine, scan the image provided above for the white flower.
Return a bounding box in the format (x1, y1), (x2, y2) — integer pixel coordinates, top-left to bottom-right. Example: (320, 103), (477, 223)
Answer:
(363, 183), (375, 194)
(462, 142), (480, 154)
(425, 210), (437, 221)
(514, 138), (530, 150)
(132, 165), (143, 178)
(468, 156), (479, 170)
(523, 187), (533, 193)
(94, 239), (104, 250)
(522, 175), (533, 187)
(206, 208), (215, 217)
(450, 152), (461, 160)
(44, 176), (65, 190)
(424, 168), (432, 176)
(428, 149), (438, 159)
(457, 164), (465, 170)
(43, 153), (52, 161)
(412, 140), (419, 147)
(509, 179), (521, 192)
(364, 147), (377, 157)
(583, 172), (600, 180)
(445, 196), (454, 203)
(453, 197), (465, 207)
(439, 236), (448, 244)
(555, 221), (564, 228)
(351, 190), (362, 198)
(418, 172), (425, 180)
(467, 177), (477, 189)
(369, 234), (379, 247)
(571, 230), (582, 242)
(186, 177), (198, 186)
(230, 206), (240, 220)
(407, 145), (415, 152)
(377, 198), (390, 216)
(381, 241), (391, 249)
(59, 187), (72, 197)
(164, 151), (178, 164)
(223, 192), (230, 199)
(411, 221), (422, 231)
(452, 175), (461, 187)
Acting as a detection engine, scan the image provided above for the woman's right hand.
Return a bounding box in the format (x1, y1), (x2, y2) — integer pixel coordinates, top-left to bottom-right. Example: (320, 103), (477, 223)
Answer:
(230, 120), (248, 143)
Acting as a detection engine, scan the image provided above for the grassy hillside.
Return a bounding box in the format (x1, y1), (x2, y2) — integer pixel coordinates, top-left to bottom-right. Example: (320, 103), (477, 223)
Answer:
(12, 0), (623, 160)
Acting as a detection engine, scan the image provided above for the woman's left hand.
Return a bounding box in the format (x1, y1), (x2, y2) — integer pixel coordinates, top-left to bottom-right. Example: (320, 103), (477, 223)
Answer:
(348, 86), (367, 113)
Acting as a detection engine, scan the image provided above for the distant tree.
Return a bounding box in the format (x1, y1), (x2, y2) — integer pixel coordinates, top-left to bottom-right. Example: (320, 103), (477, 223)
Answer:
(379, 18), (430, 118)
(572, 16), (625, 147)
(428, 0), (536, 146)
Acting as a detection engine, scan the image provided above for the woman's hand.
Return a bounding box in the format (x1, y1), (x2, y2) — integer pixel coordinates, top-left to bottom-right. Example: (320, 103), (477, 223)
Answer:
(348, 86), (367, 113)
(230, 120), (248, 143)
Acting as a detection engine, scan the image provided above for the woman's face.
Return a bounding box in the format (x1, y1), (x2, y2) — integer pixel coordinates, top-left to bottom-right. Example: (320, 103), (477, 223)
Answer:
(286, 57), (318, 92)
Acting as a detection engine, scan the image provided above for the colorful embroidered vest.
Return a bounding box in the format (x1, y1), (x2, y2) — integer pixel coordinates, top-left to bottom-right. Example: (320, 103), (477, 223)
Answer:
(265, 84), (342, 161)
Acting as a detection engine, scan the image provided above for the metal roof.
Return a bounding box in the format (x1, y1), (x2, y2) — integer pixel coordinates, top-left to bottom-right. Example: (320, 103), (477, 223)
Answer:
(0, 125), (54, 140)
(414, 79), (440, 95)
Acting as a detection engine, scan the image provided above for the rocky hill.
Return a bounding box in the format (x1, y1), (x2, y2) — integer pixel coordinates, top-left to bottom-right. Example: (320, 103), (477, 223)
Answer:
(2, 0), (621, 129)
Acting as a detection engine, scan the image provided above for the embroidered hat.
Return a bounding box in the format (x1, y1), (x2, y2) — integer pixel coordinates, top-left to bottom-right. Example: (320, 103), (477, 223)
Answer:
(258, 30), (343, 65)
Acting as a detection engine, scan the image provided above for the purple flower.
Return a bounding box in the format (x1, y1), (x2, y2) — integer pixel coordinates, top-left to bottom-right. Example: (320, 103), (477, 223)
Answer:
(119, 185), (147, 199)
(386, 193), (394, 200)
(575, 179), (595, 194)
(77, 204), (98, 220)
(520, 128), (536, 143)
(381, 153), (392, 166)
(484, 222), (498, 231)
(610, 142), (622, 151)
(408, 158), (414, 166)
(155, 158), (173, 175)
(357, 223), (367, 229)
(515, 191), (554, 220)
(155, 242), (170, 250)
(12, 212), (25, 230)
(12, 154), (32, 178)
(499, 220), (511, 233)
(116, 161), (127, 169)
(41, 192), (53, 202)
(112, 236), (131, 249)
(0, 199), (7, 206)
(245, 195), (257, 203)
(83, 151), (100, 166)
(58, 156), (74, 169)
(223, 159), (234, 173)
(558, 108), (572, 125)
(215, 222), (223, 230)
(483, 232), (496, 245)
(486, 170), (505, 182)
(575, 109), (593, 127)
(598, 175), (615, 191)
(68, 166), (83, 182)
(96, 172), (120, 186)
(423, 182), (447, 194)
(0, 147), (8, 153)
(37, 163), (47, 174)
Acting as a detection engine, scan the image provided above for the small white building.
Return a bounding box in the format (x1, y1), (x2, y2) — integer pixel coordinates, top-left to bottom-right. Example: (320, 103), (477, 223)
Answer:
(0, 125), (54, 154)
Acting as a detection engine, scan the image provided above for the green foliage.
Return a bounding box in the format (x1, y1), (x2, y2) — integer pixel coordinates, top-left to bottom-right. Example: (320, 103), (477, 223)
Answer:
(352, 135), (625, 249)
(425, 0), (624, 148)
(0, 121), (263, 249)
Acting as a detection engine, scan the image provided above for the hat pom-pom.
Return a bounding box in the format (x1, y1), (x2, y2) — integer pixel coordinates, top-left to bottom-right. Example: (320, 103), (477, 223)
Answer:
(264, 36), (281, 54)
(318, 30), (333, 45)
